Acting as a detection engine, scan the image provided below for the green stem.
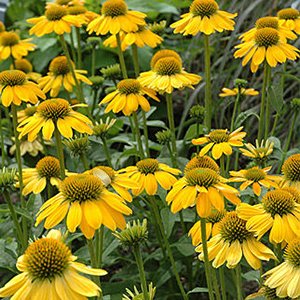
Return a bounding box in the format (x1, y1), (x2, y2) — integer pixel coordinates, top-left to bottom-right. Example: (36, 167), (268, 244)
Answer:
(91, 88), (99, 119)
(11, 104), (27, 247)
(3, 189), (26, 251)
(179, 211), (186, 234)
(196, 119), (200, 153)
(92, 47), (96, 76)
(75, 27), (82, 69)
(142, 111), (150, 157)
(131, 44), (140, 77)
(259, 264), (263, 287)
(279, 112), (298, 171)
(264, 65), (272, 140)
(166, 93), (177, 167)
(150, 196), (188, 300)
(39, 132), (48, 156)
(54, 126), (66, 180)
(86, 238), (103, 300)
(96, 226), (104, 267)
(166, 142), (176, 168)
(60, 34), (85, 103)
(0, 109), (5, 167)
(281, 61), (287, 90)
(270, 113), (279, 137)
(133, 244), (150, 300)
(235, 263), (243, 300)
(100, 136), (113, 168)
(220, 155), (225, 177)
(80, 152), (89, 170)
(132, 112), (145, 159)
(219, 266), (227, 300)
(200, 218), (215, 300)
(129, 117), (136, 140)
(211, 267), (222, 300)
(46, 180), (52, 200)
(116, 33), (128, 79)
(258, 61), (270, 143)
(70, 28), (77, 63)
(204, 34), (212, 131)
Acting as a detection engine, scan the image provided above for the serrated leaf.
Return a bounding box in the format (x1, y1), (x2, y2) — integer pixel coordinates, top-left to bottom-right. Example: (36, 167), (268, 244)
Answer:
(267, 83), (284, 113)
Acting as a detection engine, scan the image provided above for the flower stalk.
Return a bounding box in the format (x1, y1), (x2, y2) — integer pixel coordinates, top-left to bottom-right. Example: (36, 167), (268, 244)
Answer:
(75, 27), (82, 69)
(204, 34), (212, 131)
(54, 126), (66, 180)
(166, 93), (177, 167)
(116, 33), (128, 79)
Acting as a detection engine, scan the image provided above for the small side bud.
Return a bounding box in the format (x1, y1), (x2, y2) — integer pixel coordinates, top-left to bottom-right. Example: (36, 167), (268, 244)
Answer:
(155, 129), (172, 145)
(0, 168), (17, 192)
(189, 105), (205, 122)
(63, 135), (89, 157)
(234, 78), (248, 89)
(101, 64), (121, 80)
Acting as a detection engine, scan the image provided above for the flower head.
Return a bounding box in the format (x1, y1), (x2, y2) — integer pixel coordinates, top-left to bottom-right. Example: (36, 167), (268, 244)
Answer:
(281, 153), (300, 189)
(264, 238), (300, 298)
(0, 70), (46, 107)
(123, 283), (156, 300)
(192, 127), (246, 160)
(139, 50), (201, 94)
(219, 86), (259, 97)
(67, 5), (96, 24)
(120, 159), (181, 196)
(234, 27), (299, 72)
(38, 56), (91, 97)
(196, 212), (276, 269)
(189, 209), (227, 246)
(13, 59), (41, 82)
(27, 5), (83, 36)
(0, 168), (17, 192)
(282, 186), (300, 204)
(155, 129), (172, 145)
(185, 155), (219, 173)
(0, 229), (107, 300)
(229, 166), (281, 196)
(64, 134), (90, 156)
(92, 117), (116, 138)
(149, 20), (167, 34)
(36, 174), (132, 238)
(167, 167), (240, 217)
(99, 79), (160, 116)
(101, 63), (121, 80)
(85, 165), (139, 202)
(277, 8), (300, 34)
(189, 104), (205, 121)
(104, 24), (163, 51)
(18, 98), (93, 142)
(237, 189), (300, 244)
(170, 0), (237, 35)
(87, 0), (146, 35)
(0, 31), (36, 60)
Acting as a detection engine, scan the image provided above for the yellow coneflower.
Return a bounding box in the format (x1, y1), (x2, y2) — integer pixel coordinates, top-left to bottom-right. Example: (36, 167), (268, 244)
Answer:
(196, 212), (276, 269)
(229, 166), (281, 196)
(277, 8), (300, 34)
(240, 139), (274, 163)
(185, 154), (220, 173)
(246, 283), (292, 300)
(92, 117), (116, 138)
(166, 168), (240, 217)
(99, 79), (160, 116)
(17, 105), (37, 123)
(139, 52), (201, 94)
(170, 0), (237, 36)
(27, 5), (83, 37)
(0, 31), (36, 60)
(87, 0), (146, 35)
(85, 166), (139, 202)
(123, 283), (156, 300)
(189, 209), (227, 246)
(104, 24), (163, 51)
(35, 174), (132, 238)
(46, 0), (86, 8)
(192, 127), (246, 160)
(67, 5), (97, 25)
(120, 158), (181, 196)
(0, 229), (107, 299)
(9, 137), (50, 157)
(12, 58), (41, 82)
(237, 189), (300, 244)
(281, 153), (300, 189)
(17, 156), (73, 196)
(0, 70), (46, 107)
(0, 21), (5, 34)
(234, 28), (299, 73)
(38, 56), (92, 97)
(240, 16), (297, 43)
(219, 87), (259, 97)
(282, 186), (300, 204)
(18, 98), (93, 142)
(264, 238), (300, 298)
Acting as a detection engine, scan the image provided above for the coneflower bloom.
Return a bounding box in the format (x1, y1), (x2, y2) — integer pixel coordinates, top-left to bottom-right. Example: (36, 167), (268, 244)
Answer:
(192, 127), (246, 160)
(99, 79), (160, 116)
(87, 0), (146, 35)
(120, 158), (181, 196)
(189, 209), (227, 246)
(277, 8), (300, 34)
(0, 70), (46, 107)
(27, 5), (83, 36)
(18, 98), (93, 142)
(103, 24), (163, 50)
(219, 86), (259, 97)
(38, 56), (92, 97)
(196, 212), (276, 269)
(281, 153), (300, 189)
(170, 0), (237, 36)
(264, 238), (300, 298)
(234, 27), (299, 73)
(35, 174), (132, 238)
(10, 137), (48, 157)
(229, 166), (281, 196)
(184, 155), (220, 174)
(0, 229), (107, 300)
(166, 168), (240, 217)
(237, 189), (300, 244)
(0, 31), (36, 60)
(85, 166), (139, 202)
(13, 58), (41, 82)
(17, 105), (37, 123)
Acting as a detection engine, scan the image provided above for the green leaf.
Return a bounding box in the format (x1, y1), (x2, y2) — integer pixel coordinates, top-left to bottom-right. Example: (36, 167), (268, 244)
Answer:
(175, 236), (195, 256)
(267, 83), (284, 113)
(188, 287), (209, 294)
(161, 207), (176, 238)
(243, 270), (260, 282)
(0, 205), (33, 221)
(184, 124), (204, 141)
(234, 109), (259, 128)
(274, 71), (300, 82)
